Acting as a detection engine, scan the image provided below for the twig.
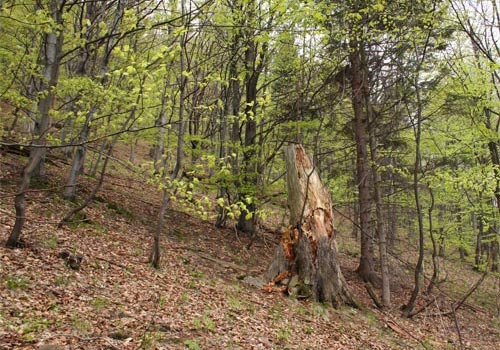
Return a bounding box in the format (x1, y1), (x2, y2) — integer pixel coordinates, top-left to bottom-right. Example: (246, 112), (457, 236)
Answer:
(364, 282), (383, 309)
(407, 296), (437, 318)
(95, 256), (131, 271)
(137, 292), (164, 350)
(451, 305), (464, 350)
(380, 310), (431, 349)
(429, 271), (487, 317)
(452, 271), (487, 312)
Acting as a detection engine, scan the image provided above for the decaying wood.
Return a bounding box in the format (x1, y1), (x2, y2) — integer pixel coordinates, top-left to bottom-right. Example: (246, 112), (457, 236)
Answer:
(265, 144), (357, 307)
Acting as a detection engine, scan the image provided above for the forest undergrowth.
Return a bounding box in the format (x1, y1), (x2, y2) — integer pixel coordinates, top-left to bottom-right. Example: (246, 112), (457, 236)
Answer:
(1, 148), (499, 350)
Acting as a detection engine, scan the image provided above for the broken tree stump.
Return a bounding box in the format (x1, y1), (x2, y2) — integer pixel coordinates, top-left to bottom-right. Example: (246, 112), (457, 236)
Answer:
(265, 144), (357, 308)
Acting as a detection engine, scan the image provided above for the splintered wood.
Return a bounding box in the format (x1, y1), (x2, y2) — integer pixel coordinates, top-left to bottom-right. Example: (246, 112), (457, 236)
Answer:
(264, 144), (357, 307)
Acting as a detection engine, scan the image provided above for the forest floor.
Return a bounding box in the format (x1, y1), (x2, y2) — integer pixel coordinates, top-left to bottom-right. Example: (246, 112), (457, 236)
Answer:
(1, 147), (500, 349)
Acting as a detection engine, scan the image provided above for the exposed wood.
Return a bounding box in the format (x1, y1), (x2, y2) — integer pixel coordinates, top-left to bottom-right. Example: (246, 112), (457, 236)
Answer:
(265, 144), (357, 307)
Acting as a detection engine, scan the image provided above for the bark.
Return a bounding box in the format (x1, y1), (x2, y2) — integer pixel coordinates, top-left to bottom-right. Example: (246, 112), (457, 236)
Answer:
(265, 145), (357, 307)
(6, 0), (64, 247)
(153, 85), (169, 173)
(403, 73), (425, 318)
(474, 214), (484, 269)
(349, 41), (376, 284)
(6, 152), (43, 247)
(215, 81), (232, 227)
(363, 42), (390, 305)
(150, 0), (187, 268)
(491, 239), (499, 272)
(59, 92), (139, 226)
(64, 106), (94, 200)
(216, 27), (241, 228)
(64, 0), (127, 200)
(237, 31), (259, 234)
(31, 0), (64, 179)
(427, 186), (439, 294)
(387, 168), (397, 250)
(236, 1), (268, 234)
(58, 142), (113, 228)
(368, 111), (390, 306)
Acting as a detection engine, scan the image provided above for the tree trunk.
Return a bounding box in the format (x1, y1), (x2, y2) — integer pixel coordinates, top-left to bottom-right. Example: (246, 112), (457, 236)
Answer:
(427, 186), (439, 294)
(368, 111), (390, 307)
(64, 106), (94, 200)
(403, 73), (425, 318)
(265, 144), (357, 308)
(216, 33), (241, 228)
(153, 85), (169, 173)
(349, 41), (376, 284)
(64, 0), (126, 200)
(474, 214), (484, 269)
(236, 26), (260, 234)
(150, 0), (187, 268)
(6, 0), (63, 247)
(31, 0), (64, 179)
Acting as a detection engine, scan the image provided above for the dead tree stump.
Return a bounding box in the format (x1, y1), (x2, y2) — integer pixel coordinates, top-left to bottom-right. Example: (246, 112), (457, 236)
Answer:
(265, 144), (357, 308)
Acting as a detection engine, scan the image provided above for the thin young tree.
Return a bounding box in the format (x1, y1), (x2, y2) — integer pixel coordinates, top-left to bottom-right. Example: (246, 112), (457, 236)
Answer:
(6, 0), (65, 247)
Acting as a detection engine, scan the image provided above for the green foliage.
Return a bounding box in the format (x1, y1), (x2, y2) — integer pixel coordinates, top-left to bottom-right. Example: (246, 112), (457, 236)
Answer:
(71, 314), (92, 334)
(91, 297), (109, 311)
(4, 276), (30, 290)
(44, 235), (59, 249)
(20, 317), (50, 341)
(227, 295), (243, 311)
(183, 339), (201, 350)
(276, 326), (292, 343)
(192, 312), (216, 331)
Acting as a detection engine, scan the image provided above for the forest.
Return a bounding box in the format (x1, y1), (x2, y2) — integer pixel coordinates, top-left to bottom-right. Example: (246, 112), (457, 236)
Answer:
(1, 0), (500, 348)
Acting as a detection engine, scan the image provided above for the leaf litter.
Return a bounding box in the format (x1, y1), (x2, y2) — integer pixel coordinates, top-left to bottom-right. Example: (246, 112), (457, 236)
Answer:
(0, 152), (499, 349)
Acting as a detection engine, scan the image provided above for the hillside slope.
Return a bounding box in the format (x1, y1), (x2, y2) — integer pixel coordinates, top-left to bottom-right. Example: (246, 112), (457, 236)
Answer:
(1, 150), (499, 349)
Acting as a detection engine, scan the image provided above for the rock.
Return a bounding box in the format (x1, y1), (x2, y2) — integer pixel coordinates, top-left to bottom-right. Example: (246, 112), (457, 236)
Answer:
(242, 275), (265, 289)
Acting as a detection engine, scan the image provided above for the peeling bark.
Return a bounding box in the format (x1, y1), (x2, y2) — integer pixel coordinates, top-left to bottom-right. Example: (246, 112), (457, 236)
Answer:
(265, 145), (357, 307)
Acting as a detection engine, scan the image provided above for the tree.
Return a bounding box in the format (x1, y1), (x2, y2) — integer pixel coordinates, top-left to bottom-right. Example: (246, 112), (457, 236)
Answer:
(265, 144), (357, 307)
(6, 0), (65, 247)
(150, 0), (189, 268)
(63, 0), (128, 200)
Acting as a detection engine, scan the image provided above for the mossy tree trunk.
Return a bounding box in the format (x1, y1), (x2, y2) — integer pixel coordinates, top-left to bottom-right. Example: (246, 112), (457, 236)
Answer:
(265, 144), (357, 308)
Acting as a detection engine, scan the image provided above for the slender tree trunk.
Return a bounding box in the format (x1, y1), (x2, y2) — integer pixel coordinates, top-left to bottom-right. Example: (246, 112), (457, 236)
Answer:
(403, 74), (425, 318)
(59, 93), (140, 226)
(215, 84), (231, 228)
(236, 15), (263, 234)
(153, 85), (169, 173)
(64, 0), (126, 200)
(64, 106), (95, 200)
(31, 1), (64, 178)
(6, 152), (43, 247)
(362, 41), (390, 305)
(427, 186), (439, 294)
(59, 142), (114, 228)
(6, 0), (64, 247)
(216, 35), (241, 227)
(368, 113), (390, 306)
(349, 156), (359, 239)
(387, 168), (397, 250)
(474, 213), (484, 269)
(350, 41), (375, 283)
(129, 137), (137, 164)
(90, 138), (107, 177)
(150, 0), (187, 268)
